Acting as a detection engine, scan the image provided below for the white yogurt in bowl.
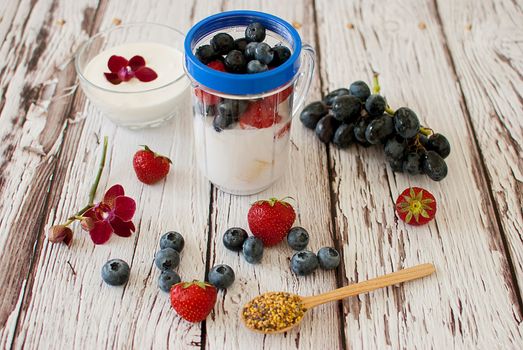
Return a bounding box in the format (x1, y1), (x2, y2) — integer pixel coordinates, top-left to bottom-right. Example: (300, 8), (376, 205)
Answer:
(76, 24), (189, 128)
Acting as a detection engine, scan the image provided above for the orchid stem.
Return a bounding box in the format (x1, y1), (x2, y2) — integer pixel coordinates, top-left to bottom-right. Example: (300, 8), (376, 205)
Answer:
(89, 136), (108, 205)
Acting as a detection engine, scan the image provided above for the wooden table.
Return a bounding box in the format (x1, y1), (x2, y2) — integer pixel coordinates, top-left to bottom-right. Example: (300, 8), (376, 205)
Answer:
(1, 0), (522, 349)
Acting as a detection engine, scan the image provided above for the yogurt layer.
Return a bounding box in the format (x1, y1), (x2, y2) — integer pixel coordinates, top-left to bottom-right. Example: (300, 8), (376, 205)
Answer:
(81, 42), (189, 127)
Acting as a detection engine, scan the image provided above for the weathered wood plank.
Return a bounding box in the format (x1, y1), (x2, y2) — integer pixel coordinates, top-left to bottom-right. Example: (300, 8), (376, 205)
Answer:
(203, 1), (343, 349)
(315, 0), (523, 348)
(11, 1), (224, 349)
(436, 0), (523, 298)
(0, 0), (99, 348)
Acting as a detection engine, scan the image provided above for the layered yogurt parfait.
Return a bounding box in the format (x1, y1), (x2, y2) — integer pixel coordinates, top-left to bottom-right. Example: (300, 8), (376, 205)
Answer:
(185, 11), (315, 195)
(76, 23), (189, 128)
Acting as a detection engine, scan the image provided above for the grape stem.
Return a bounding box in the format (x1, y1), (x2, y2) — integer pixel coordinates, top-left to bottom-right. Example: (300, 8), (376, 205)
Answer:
(372, 71), (380, 94)
(419, 127), (433, 136)
(385, 106), (395, 115)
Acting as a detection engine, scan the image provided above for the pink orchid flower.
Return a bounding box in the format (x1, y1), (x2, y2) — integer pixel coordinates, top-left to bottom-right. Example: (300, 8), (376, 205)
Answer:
(83, 184), (136, 244)
(104, 55), (158, 85)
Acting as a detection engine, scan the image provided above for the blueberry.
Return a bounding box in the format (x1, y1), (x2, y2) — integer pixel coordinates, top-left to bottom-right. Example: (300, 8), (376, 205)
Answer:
(254, 42), (274, 65)
(300, 101), (329, 129)
(243, 237), (264, 264)
(333, 123), (355, 148)
(365, 115), (394, 144)
(287, 227), (309, 250)
(349, 81), (371, 102)
(271, 45), (291, 66)
(101, 259), (130, 286)
(213, 114), (234, 132)
(323, 88), (350, 107)
(422, 150), (448, 181)
(245, 22), (266, 42)
(425, 133), (451, 159)
(210, 32), (235, 55)
(244, 42), (258, 60)
(223, 227), (248, 251)
(247, 60), (268, 74)
(315, 115), (339, 143)
(394, 107), (420, 139)
(208, 264), (235, 289)
(365, 94), (386, 117)
(159, 231), (184, 252)
(154, 248), (180, 271)
(234, 38), (249, 53)
(331, 95), (361, 123)
(217, 99), (249, 124)
(317, 247), (340, 270)
(158, 270), (181, 292)
(195, 44), (217, 64)
(224, 50), (247, 73)
(290, 250), (319, 276)
(403, 152), (422, 175)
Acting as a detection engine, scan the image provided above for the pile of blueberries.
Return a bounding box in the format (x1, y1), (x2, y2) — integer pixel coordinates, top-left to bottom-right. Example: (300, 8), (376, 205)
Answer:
(223, 226), (340, 276)
(155, 231), (185, 292)
(194, 22), (292, 74)
(300, 79), (451, 181)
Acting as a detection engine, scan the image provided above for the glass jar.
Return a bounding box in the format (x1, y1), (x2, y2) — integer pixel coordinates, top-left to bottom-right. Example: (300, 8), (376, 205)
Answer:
(184, 10), (315, 195)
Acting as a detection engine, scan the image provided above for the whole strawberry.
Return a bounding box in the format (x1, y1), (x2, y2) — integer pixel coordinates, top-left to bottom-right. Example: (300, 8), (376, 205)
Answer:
(248, 197), (296, 246)
(170, 280), (217, 323)
(133, 145), (171, 184)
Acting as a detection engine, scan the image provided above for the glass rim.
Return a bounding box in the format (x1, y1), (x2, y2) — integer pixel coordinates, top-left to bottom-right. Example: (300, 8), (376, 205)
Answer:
(75, 22), (187, 94)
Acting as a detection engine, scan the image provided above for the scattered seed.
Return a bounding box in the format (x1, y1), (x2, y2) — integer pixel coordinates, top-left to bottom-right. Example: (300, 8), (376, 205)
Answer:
(292, 21), (302, 29)
(243, 292), (306, 332)
(112, 18), (122, 25)
(55, 19), (66, 26)
(346, 23), (354, 29)
(418, 22), (426, 30)
(465, 23), (472, 31)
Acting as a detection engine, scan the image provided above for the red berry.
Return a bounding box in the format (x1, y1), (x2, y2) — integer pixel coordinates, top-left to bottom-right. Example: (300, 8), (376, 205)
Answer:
(132, 145), (171, 185)
(247, 197), (296, 246)
(170, 280), (217, 323)
(395, 187), (437, 226)
(239, 100), (282, 129)
(207, 60), (226, 72)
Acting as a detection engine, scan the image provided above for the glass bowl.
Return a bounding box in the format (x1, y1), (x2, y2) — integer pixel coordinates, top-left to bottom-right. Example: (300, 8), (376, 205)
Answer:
(75, 22), (189, 129)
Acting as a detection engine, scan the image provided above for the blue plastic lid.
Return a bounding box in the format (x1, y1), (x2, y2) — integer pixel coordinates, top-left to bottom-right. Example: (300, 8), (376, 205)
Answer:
(184, 10), (302, 95)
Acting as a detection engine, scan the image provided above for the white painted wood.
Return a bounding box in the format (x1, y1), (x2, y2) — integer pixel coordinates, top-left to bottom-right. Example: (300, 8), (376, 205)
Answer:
(0, 0), (521, 349)
(0, 0), (99, 348)
(315, 0), (523, 348)
(11, 1), (221, 349)
(436, 0), (523, 297)
(203, 1), (342, 349)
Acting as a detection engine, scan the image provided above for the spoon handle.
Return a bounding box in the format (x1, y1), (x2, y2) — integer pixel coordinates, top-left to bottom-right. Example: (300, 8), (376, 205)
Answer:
(302, 263), (435, 309)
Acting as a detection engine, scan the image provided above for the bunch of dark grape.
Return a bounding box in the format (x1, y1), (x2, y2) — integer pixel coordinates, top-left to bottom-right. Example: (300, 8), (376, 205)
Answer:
(299, 74), (450, 181)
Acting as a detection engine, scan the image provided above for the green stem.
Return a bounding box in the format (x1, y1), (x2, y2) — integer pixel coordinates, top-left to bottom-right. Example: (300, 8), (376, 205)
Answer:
(88, 136), (108, 205)
(419, 127), (433, 136)
(61, 136), (107, 227)
(385, 106), (395, 115)
(372, 71), (380, 94)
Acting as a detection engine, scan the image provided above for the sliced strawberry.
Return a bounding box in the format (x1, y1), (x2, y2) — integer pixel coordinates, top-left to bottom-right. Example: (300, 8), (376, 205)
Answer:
(395, 187), (437, 226)
(239, 100), (282, 129)
(275, 122), (291, 139)
(193, 61), (225, 105)
(207, 60), (226, 72)
(263, 86), (294, 106)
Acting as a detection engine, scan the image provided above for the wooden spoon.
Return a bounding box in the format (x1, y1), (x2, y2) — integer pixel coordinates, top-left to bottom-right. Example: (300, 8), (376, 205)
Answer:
(241, 263), (435, 334)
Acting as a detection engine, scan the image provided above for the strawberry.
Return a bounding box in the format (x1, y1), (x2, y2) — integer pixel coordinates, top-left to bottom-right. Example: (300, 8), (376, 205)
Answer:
(194, 60), (225, 105)
(239, 99), (282, 129)
(248, 197), (296, 246)
(395, 187), (437, 226)
(132, 145), (171, 184)
(170, 280), (217, 323)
